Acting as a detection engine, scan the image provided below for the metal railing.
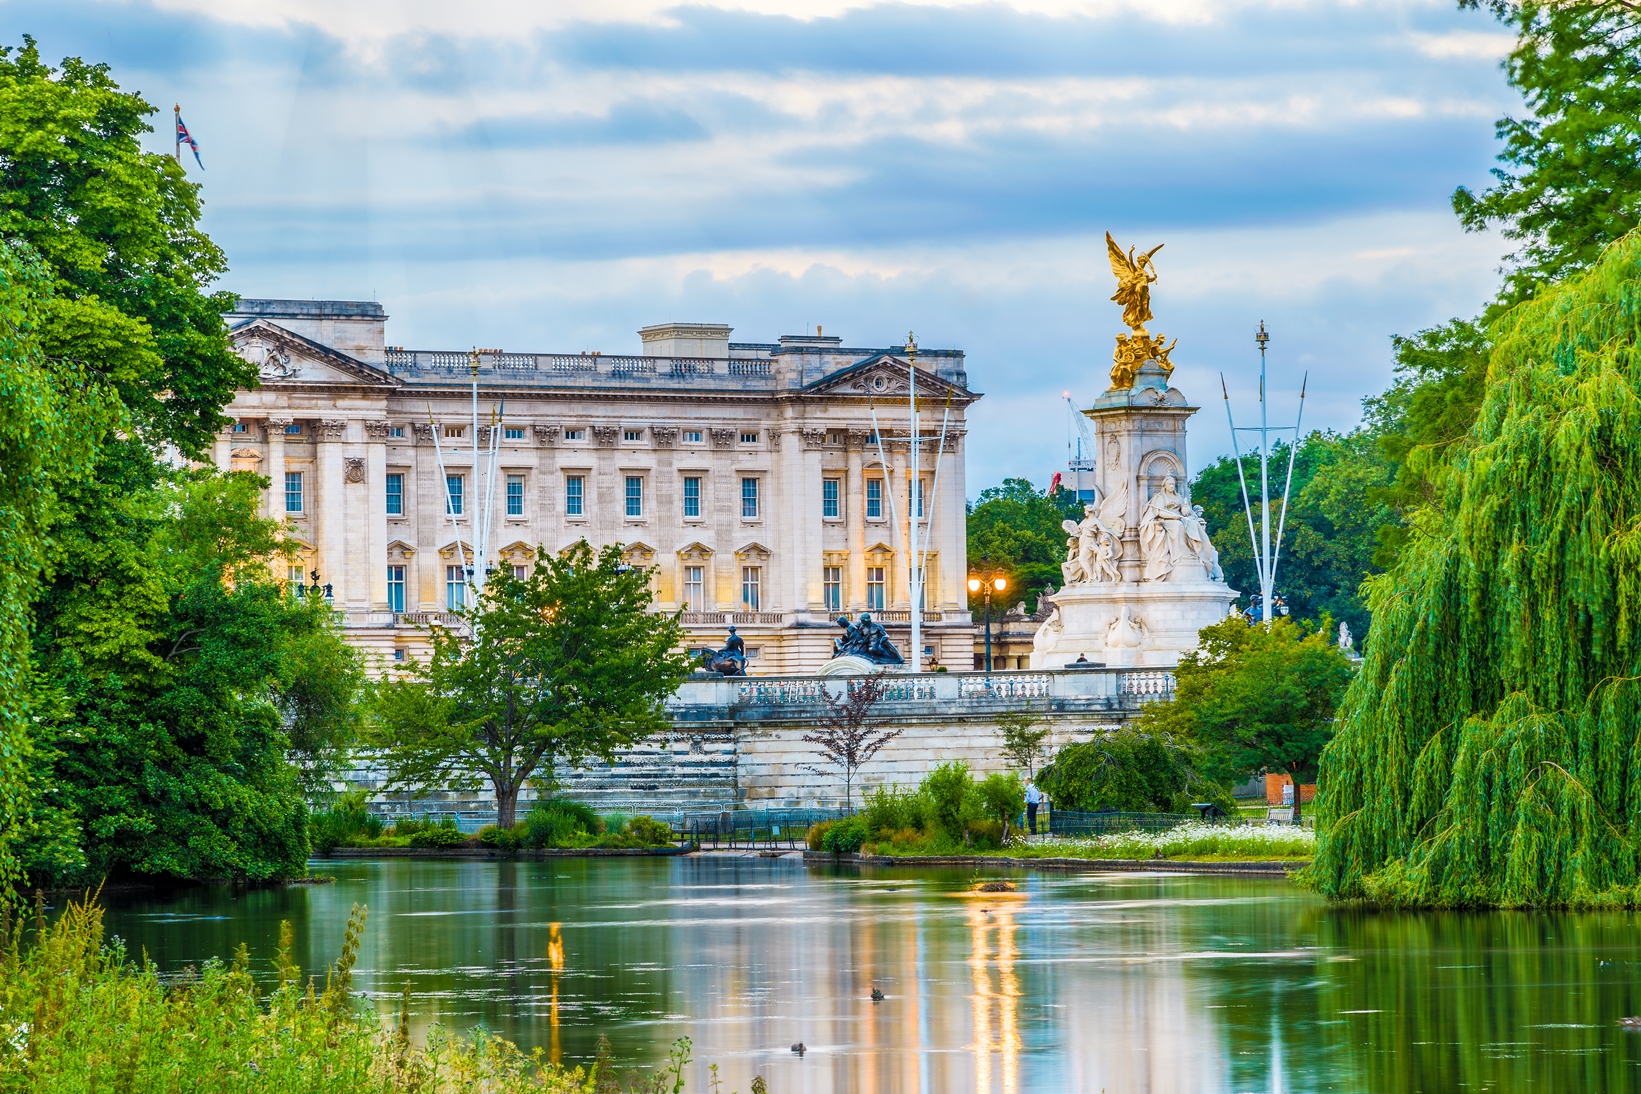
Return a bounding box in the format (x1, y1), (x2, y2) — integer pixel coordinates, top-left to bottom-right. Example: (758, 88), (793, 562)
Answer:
(1047, 809), (1197, 836)
(676, 807), (845, 850)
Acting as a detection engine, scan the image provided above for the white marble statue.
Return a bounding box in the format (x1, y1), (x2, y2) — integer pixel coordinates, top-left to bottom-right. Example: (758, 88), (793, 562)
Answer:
(1139, 474), (1216, 582)
(1060, 480), (1127, 585)
(1104, 604), (1147, 648)
(1338, 621), (1353, 651)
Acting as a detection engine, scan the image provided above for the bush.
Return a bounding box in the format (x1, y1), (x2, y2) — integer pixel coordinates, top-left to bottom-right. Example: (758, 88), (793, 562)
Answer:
(821, 815), (868, 853)
(975, 772), (1025, 840)
(599, 815), (675, 849)
(308, 790), (384, 851)
(924, 761), (976, 838)
(1038, 727), (1235, 815)
(863, 785), (930, 836)
(966, 819), (1004, 850)
(408, 817), (467, 847)
(478, 823), (527, 851)
(807, 819), (837, 852)
(524, 799), (604, 849)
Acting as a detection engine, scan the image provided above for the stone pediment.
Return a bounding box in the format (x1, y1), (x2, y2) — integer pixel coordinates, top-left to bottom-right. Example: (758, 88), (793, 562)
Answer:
(802, 355), (971, 401)
(677, 541), (714, 561)
(229, 319), (401, 389)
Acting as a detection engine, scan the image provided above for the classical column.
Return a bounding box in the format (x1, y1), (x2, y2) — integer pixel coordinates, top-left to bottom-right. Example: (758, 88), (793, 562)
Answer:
(846, 433), (867, 611)
(315, 419), (348, 600)
(364, 421), (391, 608)
(263, 418), (292, 521)
(213, 425), (233, 471)
(413, 423), (441, 609)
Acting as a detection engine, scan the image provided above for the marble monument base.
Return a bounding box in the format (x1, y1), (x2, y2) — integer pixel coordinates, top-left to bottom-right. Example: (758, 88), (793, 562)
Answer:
(1029, 578), (1237, 670)
(817, 654), (884, 676)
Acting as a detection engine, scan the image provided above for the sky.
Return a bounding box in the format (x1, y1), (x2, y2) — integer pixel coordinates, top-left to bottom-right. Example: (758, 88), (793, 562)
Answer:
(8, 0), (1517, 489)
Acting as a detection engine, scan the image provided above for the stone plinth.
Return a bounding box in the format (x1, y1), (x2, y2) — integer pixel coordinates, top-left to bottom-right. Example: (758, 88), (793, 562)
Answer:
(816, 654), (882, 675)
(1030, 579), (1234, 668)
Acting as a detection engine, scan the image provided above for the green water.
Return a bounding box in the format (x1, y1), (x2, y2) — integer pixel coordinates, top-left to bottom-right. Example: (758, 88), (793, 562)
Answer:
(100, 856), (1641, 1093)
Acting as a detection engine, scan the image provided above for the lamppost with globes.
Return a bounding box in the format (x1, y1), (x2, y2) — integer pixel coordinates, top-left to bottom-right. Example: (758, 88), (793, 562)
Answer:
(968, 565), (1008, 673)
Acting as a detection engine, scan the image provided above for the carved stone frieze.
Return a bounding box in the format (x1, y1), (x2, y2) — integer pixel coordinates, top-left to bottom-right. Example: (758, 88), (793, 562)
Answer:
(592, 425), (620, 448)
(363, 420), (392, 439)
(652, 426), (678, 449)
(229, 447), (263, 461)
(265, 416), (295, 431)
(412, 422), (436, 445)
(710, 427), (737, 449)
(846, 428), (874, 450)
(343, 457), (367, 483)
(800, 428), (828, 450)
(533, 424), (560, 447)
(316, 419), (348, 441)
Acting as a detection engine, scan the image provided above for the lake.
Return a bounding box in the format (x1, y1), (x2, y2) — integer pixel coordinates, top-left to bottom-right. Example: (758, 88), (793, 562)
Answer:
(101, 855), (1641, 1093)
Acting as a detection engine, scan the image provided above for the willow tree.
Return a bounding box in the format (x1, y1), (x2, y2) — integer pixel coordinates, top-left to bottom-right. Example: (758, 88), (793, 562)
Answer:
(1307, 232), (1641, 908)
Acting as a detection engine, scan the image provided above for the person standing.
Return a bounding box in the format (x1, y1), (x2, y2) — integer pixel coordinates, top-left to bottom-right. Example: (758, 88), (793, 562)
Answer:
(1025, 780), (1045, 836)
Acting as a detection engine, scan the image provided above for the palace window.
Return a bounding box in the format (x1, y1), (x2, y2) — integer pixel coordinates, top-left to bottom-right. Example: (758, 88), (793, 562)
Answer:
(684, 565), (704, 611)
(385, 473), (403, 516)
(284, 471), (303, 513)
(740, 431), (759, 444)
(564, 429), (586, 441)
(625, 476), (644, 518)
(285, 422), (303, 435)
(446, 474), (464, 515)
(446, 565), (466, 610)
(387, 565), (406, 613)
(823, 566), (842, 613)
(512, 564), (528, 581)
(504, 426), (525, 440)
(506, 475), (525, 516)
(443, 425), (464, 439)
(822, 478), (840, 519)
(232, 421), (248, 433)
(741, 566), (762, 611)
(565, 475), (584, 516)
(866, 566), (886, 611)
(683, 476), (701, 518)
(866, 479), (882, 519)
(389, 425), (405, 438)
(624, 429), (643, 442)
(909, 478), (926, 519)
(741, 477), (759, 519)
(684, 430), (703, 443)
(287, 564), (305, 594)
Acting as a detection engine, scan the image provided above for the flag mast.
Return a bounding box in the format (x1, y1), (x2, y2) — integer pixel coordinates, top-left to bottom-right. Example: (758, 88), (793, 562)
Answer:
(174, 104), (181, 164)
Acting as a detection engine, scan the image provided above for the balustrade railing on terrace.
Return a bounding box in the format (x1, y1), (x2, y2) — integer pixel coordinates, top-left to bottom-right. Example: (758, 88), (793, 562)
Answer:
(717, 668), (1174, 708)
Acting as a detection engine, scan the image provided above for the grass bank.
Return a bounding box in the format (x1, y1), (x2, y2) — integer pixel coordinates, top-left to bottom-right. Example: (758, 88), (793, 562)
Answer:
(863, 822), (1314, 864)
(0, 893), (737, 1093)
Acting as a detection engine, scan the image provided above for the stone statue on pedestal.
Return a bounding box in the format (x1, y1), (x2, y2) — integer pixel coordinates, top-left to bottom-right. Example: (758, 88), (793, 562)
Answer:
(700, 626), (748, 676)
(1060, 481), (1127, 585)
(831, 613), (904, 665)
(1138, 474), (1219, 582)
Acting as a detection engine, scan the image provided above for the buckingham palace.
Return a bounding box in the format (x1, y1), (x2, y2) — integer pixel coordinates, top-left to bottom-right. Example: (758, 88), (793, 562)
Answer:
(214, 299), (979, 673)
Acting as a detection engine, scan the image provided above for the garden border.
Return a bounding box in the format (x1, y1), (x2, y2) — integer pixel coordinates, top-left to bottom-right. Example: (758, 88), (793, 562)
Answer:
(805, 851), (1306, 876)
(315, 847), (688, 860)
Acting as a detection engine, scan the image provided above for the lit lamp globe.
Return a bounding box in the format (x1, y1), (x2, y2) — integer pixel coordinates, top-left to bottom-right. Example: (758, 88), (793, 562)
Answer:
(993, 576), (1007, 592)
(967, 576), (982, 593)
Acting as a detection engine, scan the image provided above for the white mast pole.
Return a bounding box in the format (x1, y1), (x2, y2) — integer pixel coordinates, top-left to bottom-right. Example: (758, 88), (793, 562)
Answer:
(907, 332), (921, 674)
(1257, 323), (1272, 624)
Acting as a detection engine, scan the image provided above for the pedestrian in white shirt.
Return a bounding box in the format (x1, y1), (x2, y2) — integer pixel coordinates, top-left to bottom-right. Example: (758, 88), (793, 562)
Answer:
(1025, 781), (1045, 836)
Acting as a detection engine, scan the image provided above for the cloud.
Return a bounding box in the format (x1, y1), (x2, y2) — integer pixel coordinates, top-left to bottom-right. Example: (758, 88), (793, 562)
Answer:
(3, 0), (1518, 486)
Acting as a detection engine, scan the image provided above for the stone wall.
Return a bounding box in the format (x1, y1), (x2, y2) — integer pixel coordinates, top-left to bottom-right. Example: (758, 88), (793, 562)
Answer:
(344, 667), (1173, 821)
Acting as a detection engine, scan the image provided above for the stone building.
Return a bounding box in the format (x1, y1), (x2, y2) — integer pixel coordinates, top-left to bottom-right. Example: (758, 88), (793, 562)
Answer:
(215, 299), (979, 673)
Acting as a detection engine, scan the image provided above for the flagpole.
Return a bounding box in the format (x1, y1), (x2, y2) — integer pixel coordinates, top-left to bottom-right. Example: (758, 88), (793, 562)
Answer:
(174, 105), (181, 164)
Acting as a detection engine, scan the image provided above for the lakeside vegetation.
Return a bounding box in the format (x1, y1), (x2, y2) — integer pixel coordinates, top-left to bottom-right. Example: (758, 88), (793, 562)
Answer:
(309, 794), (674, 854)
(0, 894), (742, 1093)
(867, 823), (1314, 864)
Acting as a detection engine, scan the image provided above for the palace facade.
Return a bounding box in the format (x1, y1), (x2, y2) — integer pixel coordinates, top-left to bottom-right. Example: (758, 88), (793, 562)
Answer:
(216, 299), (978, 673)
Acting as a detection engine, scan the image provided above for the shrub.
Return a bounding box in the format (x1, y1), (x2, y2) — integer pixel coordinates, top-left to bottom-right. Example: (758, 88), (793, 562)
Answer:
(821, 815), (869, 853)
(308, 790), (385, 851)
(599, 815), (675, 849)
(524, 799), (604, 848)
(478, 823), (527, 851)
(924, 761), (975, 838)
(807, 819), (836, 851)
(966, 819), (1005, 850)
(1038, 727), (1234, 815)
(408, 817), (467, 847)
(863, 785), (929, 836)
(975, 772), (1025, 840)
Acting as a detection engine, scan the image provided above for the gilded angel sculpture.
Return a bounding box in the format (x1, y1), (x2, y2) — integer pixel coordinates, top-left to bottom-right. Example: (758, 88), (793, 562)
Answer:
(1106, 232), (1163, 333)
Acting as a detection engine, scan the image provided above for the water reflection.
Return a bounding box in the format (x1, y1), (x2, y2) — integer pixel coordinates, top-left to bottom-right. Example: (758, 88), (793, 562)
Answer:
(98, 858), (1641, 1093)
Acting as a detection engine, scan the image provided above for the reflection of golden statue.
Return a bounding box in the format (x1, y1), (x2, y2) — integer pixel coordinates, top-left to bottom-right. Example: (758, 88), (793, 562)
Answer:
(1105, 231), (1176, 390)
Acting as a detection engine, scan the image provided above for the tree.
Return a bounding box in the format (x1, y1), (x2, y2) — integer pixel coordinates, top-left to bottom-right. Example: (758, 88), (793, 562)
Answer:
(1143, 617), (1353, 824)
(996, 709), (1051, 779)
(1192, 430), (1396, 642)
(974, 772), (1025, 842)
(370, 541), (694, 828)
(966, 477), (1082, 610)
(25, 473), (360, 885)
(1309, 232), (1641, 908)
(801, 672), (903, 811)
(1037, 727), (1233, 816)
(1452, 2), (1641, 309)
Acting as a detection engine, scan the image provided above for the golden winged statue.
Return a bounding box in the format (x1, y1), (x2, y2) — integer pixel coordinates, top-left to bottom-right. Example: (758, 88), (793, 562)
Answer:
(1104, 232), (1176, 390)
(1106, 232), (1163, 333)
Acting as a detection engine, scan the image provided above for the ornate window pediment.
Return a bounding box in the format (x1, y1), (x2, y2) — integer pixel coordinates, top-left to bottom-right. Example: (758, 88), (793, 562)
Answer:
(622, 542), (657, 565)
(499, 542), (536, 565)
(386, 540), (416, 562)
(438, 541), (474, 562)
(734, 542), (771, 561)
(677, 541), (714, 562)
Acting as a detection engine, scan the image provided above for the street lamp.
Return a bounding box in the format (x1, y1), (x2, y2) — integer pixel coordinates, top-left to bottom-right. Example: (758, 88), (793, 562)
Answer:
(967, 566), (1008, 672)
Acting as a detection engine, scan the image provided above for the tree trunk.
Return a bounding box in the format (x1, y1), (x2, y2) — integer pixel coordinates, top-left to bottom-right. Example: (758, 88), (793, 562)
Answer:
(496, 779), (521, 829)
(1289, 767), (1303, 827)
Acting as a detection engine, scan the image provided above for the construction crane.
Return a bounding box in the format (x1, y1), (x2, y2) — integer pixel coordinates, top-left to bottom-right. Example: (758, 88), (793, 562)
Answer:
(1064, 393), (1098, 501)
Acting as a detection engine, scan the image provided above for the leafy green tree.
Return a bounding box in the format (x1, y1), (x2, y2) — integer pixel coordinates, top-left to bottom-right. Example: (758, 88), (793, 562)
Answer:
(996, 709), (1051, 779)
(370, 541), (694, 827)
(25, 474), (359, 884)
(1142, 617), (1353, 823)
(966, 477), (1081, 610)
(1309, 233), (1641, 908)
(974, 772), (1025, 842)
(1192, 430), (1396, 640)
(1453, 1), (1641, 309)
(1037, 727), (1233, 816)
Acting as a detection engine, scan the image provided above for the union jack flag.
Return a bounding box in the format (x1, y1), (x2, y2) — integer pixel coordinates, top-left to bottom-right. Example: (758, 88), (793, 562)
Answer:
(175, 109), (203, 169)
